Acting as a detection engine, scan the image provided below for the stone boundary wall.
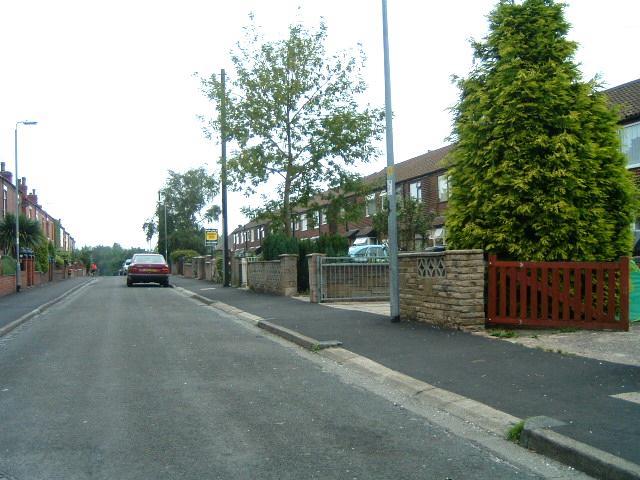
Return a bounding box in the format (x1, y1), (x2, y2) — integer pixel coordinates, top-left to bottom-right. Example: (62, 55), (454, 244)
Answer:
(205, 257), (219, 282)
(183, 262), (193, 278)
(247, 254), (297, 296)
(230, 257), (240, 287)
(192, 256), (207, 280)
(399, 250), (485, 327)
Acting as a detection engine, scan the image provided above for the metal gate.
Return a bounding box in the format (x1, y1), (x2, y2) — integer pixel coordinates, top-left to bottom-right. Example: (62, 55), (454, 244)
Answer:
(318, 256), (389, 302)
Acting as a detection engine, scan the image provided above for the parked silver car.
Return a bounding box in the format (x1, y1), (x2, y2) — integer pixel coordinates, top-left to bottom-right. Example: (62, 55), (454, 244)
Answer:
(120, 258), (132, 276)
(348, 244), (388, 262)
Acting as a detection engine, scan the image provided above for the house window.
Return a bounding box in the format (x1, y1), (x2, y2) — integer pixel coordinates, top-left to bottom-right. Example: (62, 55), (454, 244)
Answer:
(621, 121), (640, 168)
(300, 215), (308, 231)
(2, 186), (7, 217)
(318, 208), (327, 226)
(396, 185), (403, 203)
(438, 175), (449, 202)
(365, 194), (376, 217)
(429, 227), (446, 246)
(379, 191), (387, 209)
(410, 181), (421, 201)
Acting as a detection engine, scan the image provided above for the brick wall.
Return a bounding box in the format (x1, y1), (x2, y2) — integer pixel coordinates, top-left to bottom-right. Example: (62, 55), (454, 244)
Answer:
(33, 271), (47, 286)
(247, 254), (297, 296)
(422, 170), (448, 219)
(399, 250), (485, 328)
(0, 275), (15, 298)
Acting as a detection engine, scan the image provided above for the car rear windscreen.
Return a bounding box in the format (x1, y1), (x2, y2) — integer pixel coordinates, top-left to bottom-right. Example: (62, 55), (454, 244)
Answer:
(134, 255), (165, 264)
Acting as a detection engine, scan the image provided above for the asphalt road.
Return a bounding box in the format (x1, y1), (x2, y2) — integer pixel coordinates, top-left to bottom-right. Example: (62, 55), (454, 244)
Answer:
(0, 277), (585, 479)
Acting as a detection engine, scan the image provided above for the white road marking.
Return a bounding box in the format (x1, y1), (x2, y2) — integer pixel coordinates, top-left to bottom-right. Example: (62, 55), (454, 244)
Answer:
(610, 392), (640, 405)
(200, 288), (217, 291)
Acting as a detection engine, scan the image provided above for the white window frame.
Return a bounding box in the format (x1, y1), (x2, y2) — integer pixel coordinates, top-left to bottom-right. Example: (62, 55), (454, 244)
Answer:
(410, 181), (421, 201)
(2, 185), (7, 217)
(379, 191), (388, 209)
(365, 194), (376, 217)
(438, 174), (449, 202)
(300, 215), (308, 231)
(621, 120), (640, 169)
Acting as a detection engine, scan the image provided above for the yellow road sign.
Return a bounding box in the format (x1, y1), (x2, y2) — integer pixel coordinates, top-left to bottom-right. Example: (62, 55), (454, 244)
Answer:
(205, 229), (218, 242)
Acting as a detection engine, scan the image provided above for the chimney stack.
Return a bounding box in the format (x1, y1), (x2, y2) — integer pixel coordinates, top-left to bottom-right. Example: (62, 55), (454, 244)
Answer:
(0, 162), (12, 183)
(20, 177), (28, 195)
(27, 189), (39, 207)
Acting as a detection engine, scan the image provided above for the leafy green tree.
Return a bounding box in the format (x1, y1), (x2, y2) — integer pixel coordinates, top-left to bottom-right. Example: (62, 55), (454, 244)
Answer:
(202, 17), (384, 237)
(145, 168), (219, 256)
(34, 241), (50, 273)
(446, 0), (636, 261)
(373, 196), (434, 251)
(0, 213), (45, 256)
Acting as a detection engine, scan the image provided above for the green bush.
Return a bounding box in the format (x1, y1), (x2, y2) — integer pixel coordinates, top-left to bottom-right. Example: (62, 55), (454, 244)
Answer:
(170, 249), (200, 264)
(316, 234), (349, 257)
(1, 256), (16, 276)
(261, 233), (349, 292)
(35, 241), (50, 273)
(262, 233), (298, 261)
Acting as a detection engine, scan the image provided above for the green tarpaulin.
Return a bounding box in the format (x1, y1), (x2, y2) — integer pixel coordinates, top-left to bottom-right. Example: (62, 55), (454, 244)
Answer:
(629, 262), (640, 322)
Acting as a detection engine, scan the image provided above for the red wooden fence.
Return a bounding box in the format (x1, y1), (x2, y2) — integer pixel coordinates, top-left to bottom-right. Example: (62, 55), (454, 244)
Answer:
(487, 255), (629, 331)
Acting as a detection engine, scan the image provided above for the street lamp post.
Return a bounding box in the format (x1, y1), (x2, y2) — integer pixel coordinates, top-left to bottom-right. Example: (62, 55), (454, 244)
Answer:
(158, 191), (168, 260)
(14, 120), (37, 293)
(381, 0), (400, 322)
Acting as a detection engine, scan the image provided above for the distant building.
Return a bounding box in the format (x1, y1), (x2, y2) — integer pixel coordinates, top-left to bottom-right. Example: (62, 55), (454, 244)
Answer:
(0, 163), (75, 254)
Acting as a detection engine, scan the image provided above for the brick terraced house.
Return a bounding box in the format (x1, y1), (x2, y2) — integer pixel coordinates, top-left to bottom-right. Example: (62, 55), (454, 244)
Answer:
(0, 162), (75, 254)
(230, 78), (640, 256)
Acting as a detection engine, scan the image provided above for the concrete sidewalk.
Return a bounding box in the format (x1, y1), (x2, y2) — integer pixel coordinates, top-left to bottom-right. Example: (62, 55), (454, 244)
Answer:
(0, 277), (92, 331)
(171, 275), (640, 476)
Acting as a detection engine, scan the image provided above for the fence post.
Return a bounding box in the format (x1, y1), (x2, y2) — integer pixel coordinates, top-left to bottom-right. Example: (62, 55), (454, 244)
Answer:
(487, 255), (497, 324)
(620, 256), (630, 331)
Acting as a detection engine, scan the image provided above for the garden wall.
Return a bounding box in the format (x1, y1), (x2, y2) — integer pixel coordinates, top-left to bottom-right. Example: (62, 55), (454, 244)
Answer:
(247, 254), (297, 296)
(0, 275), (15, 298)
(399, 250), (485, 328)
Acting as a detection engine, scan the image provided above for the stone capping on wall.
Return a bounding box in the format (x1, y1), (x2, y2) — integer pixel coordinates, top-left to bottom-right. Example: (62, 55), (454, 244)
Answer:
(398, 249), (485, 328)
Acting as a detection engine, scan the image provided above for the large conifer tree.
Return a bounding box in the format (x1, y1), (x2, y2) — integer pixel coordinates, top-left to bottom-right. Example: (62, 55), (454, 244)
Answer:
(446, 0), (636, 261)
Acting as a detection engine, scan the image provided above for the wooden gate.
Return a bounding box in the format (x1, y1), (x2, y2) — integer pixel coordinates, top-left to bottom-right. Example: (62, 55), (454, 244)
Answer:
(487, 255), (629, 331)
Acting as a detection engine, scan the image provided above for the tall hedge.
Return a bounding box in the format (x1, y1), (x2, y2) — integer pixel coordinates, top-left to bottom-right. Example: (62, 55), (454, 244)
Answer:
(446, 0), (636, 261)
(262, 233), (349, 291)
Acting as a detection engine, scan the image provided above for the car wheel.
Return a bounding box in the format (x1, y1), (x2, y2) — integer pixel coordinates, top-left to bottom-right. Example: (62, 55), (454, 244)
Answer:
(126, 279), (132, 287)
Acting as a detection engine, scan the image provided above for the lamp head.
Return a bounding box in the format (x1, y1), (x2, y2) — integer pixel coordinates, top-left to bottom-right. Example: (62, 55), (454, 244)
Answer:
(22, 121), (38, 125)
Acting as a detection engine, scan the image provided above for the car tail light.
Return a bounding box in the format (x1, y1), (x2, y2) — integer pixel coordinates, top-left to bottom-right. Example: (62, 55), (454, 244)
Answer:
(161, 265), (169, 274)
